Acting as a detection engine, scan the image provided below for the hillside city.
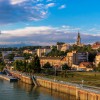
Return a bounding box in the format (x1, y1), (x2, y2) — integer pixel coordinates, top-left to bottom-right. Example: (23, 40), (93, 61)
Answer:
(0, 0), (100, 100)
(0, 32), (100, 73)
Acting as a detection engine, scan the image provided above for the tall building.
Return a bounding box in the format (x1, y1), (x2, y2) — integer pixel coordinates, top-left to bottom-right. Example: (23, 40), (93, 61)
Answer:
(76, 32), (81, 46)
(37, 48), (51, 57)
(66, 51), (88, 67)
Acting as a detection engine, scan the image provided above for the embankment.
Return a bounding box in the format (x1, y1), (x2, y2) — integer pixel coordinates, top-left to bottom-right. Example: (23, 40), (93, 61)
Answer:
(11, 71), (100, 100)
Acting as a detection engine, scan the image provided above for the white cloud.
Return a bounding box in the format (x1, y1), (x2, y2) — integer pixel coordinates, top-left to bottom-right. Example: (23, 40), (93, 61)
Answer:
(0, 0), (56, 25)
(59, 4), (66, 9)
(10, 0), (27, 5)
(46, 3), (55, 8)
(2, 26), (55, 37)
(0, 26), (100, 46)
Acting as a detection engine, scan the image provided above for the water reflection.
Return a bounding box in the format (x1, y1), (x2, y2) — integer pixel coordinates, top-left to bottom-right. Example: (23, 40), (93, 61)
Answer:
(14, 81), (76, 100)
(0, 79), (76, 100)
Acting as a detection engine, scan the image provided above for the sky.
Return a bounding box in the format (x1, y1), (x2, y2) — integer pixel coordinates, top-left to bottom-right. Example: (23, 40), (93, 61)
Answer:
(0, 0), (100, 46)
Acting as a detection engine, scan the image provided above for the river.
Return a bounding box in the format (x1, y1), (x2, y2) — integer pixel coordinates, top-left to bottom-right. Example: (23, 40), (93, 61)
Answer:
(0, 79), (76, 100)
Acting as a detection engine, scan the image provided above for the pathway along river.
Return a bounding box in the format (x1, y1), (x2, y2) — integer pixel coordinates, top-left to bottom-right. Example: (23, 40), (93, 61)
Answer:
(0, 79), (76, 100)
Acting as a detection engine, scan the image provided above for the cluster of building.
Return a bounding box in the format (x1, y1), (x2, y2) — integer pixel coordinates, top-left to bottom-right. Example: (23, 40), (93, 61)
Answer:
(38, 32), (100, 71)
(1, 32), (100, 72)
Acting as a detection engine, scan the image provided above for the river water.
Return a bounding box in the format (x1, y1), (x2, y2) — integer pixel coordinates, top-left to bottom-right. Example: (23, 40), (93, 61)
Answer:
(0, 79), (76, 100)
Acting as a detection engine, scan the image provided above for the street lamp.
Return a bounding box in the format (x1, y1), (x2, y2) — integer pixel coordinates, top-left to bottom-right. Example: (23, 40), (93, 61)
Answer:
(82, 80), (84, 87)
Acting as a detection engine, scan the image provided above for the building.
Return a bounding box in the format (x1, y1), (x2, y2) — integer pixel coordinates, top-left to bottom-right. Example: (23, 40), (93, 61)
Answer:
(73, 52), (88, 65)
(78, 62), (94, 71)
(57, 43), (70, 52)
(72, 62), (94, 71)
(14, 57), (24, 61)
(61, 44), (70, 52)
(37, 48), (51, 57)
(95, 53), (100, 67)
(66, 51), (88, 67)
(40, 56), (67, 70)
(2, 51), (12, 59)
(66, 51), (75, 67)
(91, 42), (100, 50)
(23, 49), (36, 54)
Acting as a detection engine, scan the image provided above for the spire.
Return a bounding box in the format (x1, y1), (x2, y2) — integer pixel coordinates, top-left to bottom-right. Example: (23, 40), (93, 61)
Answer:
(78, 31), (80, 38)
(76, 31), (81, 45)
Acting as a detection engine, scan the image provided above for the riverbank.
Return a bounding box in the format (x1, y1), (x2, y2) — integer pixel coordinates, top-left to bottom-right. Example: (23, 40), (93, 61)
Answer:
(0, 74), (18, 82)
(36, 72), (100, 87)
(10, 71), (100, 100)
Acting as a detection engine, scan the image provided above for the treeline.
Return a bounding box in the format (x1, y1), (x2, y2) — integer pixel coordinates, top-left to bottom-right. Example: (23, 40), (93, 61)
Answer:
(13, 55), (41, 73)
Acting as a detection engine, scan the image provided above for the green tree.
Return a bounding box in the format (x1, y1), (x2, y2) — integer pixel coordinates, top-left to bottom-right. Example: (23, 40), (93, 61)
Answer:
(62, 64), (70, 70)
(42, 62), (52, 69)
(23, 53), (32, 60)
(32, 55), (41, 73)
(0, 60), (5, 71)
(8, 53), (15, 60)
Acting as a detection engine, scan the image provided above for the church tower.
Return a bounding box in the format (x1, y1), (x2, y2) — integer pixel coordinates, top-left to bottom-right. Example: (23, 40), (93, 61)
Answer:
(76, 31), (81, 45)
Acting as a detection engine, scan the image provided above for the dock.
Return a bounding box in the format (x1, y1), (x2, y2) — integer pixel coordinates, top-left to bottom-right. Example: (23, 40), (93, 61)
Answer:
(0, 74), (18, 82)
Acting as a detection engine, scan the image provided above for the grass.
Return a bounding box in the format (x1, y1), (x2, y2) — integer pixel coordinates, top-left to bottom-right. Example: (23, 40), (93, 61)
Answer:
(36, 72), (100, 87)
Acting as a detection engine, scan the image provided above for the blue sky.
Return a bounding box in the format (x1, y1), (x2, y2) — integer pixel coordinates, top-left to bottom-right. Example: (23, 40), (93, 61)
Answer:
(0, 0), (100, 46)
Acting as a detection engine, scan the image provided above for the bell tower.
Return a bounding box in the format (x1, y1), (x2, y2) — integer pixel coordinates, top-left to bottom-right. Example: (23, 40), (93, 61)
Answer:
(76, 31), (81, 45)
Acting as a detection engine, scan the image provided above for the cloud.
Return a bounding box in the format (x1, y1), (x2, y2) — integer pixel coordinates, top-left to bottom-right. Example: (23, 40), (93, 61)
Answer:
(59, 4), (66, 9)
(0, 0), (56, 25)
(0, 26), (100, 46)
(46, 3), (55, 8)
(10, 0), (27, 5)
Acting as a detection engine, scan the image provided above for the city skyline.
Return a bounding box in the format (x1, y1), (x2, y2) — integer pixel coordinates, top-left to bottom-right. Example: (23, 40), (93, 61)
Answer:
(0, 0), (100, 46)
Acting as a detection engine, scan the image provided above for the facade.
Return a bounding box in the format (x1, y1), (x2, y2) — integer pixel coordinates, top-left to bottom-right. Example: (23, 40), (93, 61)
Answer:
(73, 52), (88, 65)
(66, 51), (88, 67)
(95, 53), (100, 67)
(40, 56), (67, 69)
(61, 44), (70, 52)
(37, 48), (51, 57)
(78, 62), (94, 71)
(66, 51), (75, 67)
(57, 43), (70, 52)
(72, 62), (94, 71)
(23, 49), (36, 54)
(91, 42), (100, 50)
(14, 57), (24, 61)
(2, 51), (12, 59)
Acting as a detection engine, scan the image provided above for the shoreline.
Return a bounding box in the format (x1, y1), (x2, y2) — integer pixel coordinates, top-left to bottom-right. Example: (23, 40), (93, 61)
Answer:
(0, 74), (18, 82)
(10, 71), (100, 100)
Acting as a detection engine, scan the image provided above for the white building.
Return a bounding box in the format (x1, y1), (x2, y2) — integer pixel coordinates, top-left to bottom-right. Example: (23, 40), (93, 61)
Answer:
(37, 48), (51, 57)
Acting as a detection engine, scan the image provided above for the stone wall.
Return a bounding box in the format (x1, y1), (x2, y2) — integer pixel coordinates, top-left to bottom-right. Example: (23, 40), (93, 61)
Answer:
(11, 72), (100, 100)
(37, 78), (100, 100)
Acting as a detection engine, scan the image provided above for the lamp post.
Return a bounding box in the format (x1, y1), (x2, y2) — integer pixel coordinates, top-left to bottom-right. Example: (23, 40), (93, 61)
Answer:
(82, 80), (84, 87)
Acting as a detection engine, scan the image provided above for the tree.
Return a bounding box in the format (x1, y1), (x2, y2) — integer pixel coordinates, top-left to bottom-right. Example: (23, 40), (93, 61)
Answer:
(62, 64), (70, 70)
(32, 55), (41, 73)
(0, 60), (5, 71)
(23, 53), (32, 60)
(8, 53), (15, 60)
(42, 62), (52, 69)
